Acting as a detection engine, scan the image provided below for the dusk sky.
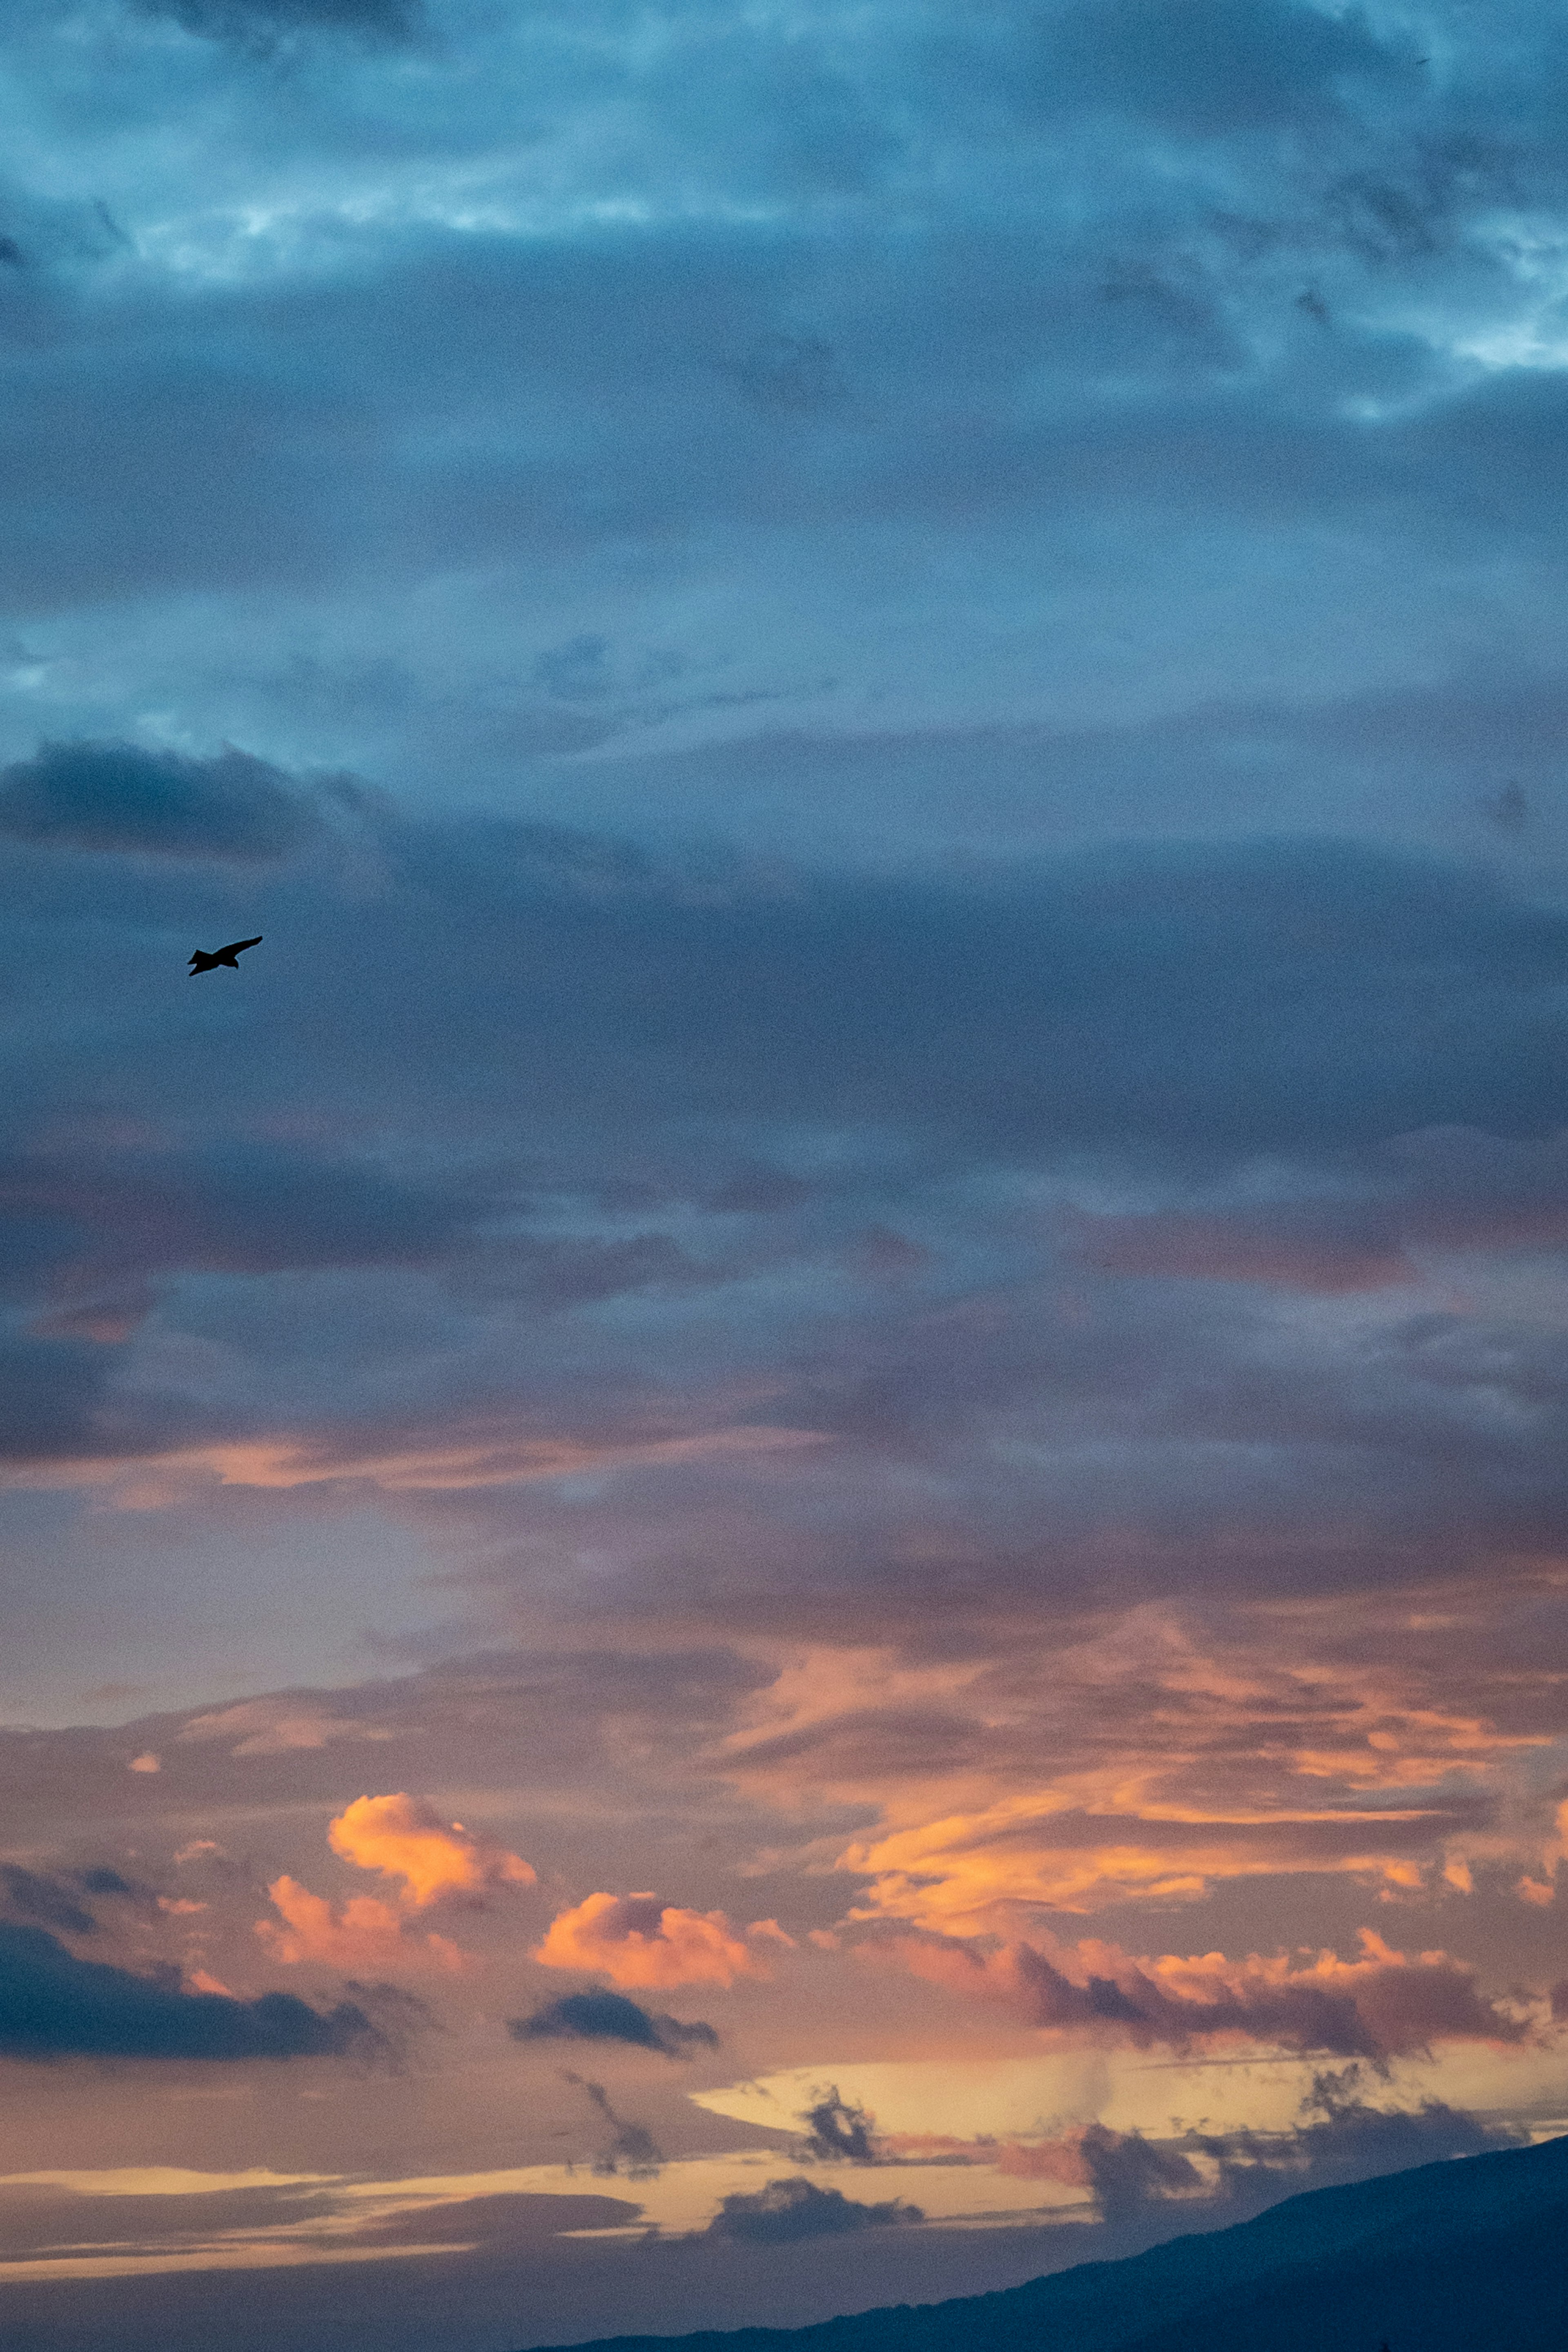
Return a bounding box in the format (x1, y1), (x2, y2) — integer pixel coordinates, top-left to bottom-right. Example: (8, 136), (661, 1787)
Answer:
(2, 3), (1568, 2347)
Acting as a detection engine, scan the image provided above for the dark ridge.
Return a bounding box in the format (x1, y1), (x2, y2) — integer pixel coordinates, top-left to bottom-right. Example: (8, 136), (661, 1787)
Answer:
(528, 2130), (1568, 2352)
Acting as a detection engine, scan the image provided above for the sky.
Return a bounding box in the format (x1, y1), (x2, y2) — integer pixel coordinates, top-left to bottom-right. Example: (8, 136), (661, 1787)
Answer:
(2, 1), (1568, 2345)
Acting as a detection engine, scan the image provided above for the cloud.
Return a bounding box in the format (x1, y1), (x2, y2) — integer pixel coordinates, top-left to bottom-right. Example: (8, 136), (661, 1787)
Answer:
(180, 1701), (396, 1757)
(533, 1893), (778, 1991)
(0, 742), (323, 864)
(1185, 2065), (1526, 2202)
(0, 1867), (98, 1938)
(327, 1794), (535, 1908)
(77, 1867), (138, 1898)
(1009, 2065), (1521, 2228)
(508, 1991), (718, 2057)
(1075, 2122), (1205, 2219)
(798, 2086), (878, 2163)
(254, 1877), (467, 1973)
(705, 2175), (923, 2243)
(891, 1926), (1528, 2059)
(563, 2074), (664, 2179)
(0, 1920), (383, 2060)
(135, 0), (419, 47)
(1069, 1205), (1418, 1294)
(1037, 0), (1411, 136)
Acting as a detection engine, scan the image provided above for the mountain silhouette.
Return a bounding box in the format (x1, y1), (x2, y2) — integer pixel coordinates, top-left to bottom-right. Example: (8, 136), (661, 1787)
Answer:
(530, 2130), (1568, 2352)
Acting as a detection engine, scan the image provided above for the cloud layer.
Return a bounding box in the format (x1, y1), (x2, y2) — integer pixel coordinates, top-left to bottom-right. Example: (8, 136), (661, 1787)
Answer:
(2, 0), (1568, 2340)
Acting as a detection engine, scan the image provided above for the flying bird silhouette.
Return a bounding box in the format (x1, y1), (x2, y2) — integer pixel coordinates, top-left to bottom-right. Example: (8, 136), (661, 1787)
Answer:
(189, 935), (262, 975)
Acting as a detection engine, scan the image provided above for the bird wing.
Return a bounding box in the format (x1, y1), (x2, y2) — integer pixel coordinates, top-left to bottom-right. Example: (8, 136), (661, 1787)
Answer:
(221, 936), (263, 957)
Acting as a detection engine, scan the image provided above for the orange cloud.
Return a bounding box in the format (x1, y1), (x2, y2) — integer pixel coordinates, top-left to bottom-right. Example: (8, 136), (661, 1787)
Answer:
(256, 1876), (468, 1973)
(839, 1795), (1450, 1925)
(24, 1421), (826, 1503)
(533, 1891), (784, 1989)
(327, 1793), (535, 1909)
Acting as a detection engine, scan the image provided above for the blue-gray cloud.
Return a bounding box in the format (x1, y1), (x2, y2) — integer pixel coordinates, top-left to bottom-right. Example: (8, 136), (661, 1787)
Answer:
(134, 0), (418, 46)
(510, 1991), (718, 2057)
(0, 1920), (385, 2059)
(799, 2087), (878, 2163)
(706, 2175), (923, 2243)
(0, 1866), (98, 1938)
(0, 2), (1564, 1964)
(2, 780), (1567, 1628)
(0, 742), (324, 863)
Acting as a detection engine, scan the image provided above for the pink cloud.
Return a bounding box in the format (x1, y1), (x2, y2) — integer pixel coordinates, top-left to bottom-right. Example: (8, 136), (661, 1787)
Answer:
(886, 1924), (1527, 2058)
(255, 1876), (468, 1973)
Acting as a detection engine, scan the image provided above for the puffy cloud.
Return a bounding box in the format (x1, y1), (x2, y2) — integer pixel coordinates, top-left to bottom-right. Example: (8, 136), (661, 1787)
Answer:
(890, 1926), (1528, 2059)
(254, 1878), (467, 1973)
(508, 1991), (718, 2057)
(533, 1893), (780, 1990)
(0, 1920), (382, 2060)
(706, 2176), (923, 2243)
(327, 1795), (535, 1909)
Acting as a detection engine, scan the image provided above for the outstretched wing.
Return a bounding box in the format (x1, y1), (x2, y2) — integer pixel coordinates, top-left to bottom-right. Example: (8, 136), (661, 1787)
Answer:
(220, 936), (263, 958)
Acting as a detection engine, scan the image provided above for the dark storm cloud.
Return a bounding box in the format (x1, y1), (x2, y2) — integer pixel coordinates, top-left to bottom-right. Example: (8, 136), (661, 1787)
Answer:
(510, 1991), (718, 2057)
(0, 742), (324, 864)
(0, 1919), (383, 2058)
(706, 2175), (922, 2243)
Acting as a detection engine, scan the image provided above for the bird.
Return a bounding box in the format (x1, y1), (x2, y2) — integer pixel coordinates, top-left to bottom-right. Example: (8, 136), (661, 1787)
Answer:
(189, 935), (262, 975)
